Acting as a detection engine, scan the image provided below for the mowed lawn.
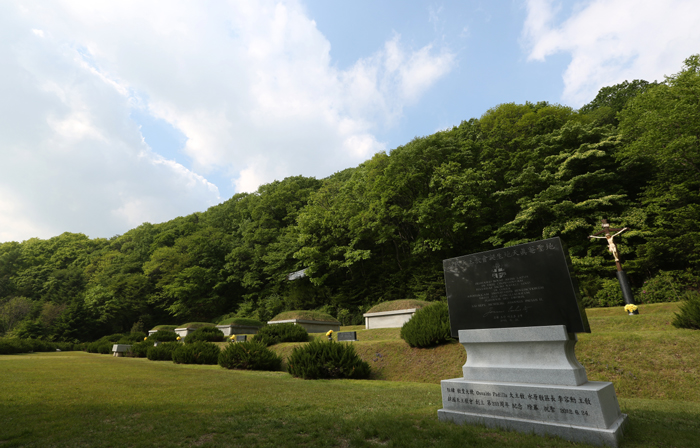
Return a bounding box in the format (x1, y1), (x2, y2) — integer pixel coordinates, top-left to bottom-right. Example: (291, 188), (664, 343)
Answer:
(1, 302), (699, 448)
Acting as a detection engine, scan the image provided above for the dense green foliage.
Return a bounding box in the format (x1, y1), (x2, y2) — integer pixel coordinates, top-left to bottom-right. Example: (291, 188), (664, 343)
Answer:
(218, 340), (282, 371)
(129, 340), (151, 358)
(146, 342), (179, 361)
(251, 323), (309, 346)
(287, 340), (371, 380)
(172, 341), (220, 364)
(0, 338), (78, 354)
(184, 327), (225, 343)
(2, 56), (700, 340)
(400, 302), (452, 348)
(673, 294), (700, 330)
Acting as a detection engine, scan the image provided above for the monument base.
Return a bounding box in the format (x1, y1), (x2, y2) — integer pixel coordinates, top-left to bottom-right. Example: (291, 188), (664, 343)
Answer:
(438, 378), (627, 447)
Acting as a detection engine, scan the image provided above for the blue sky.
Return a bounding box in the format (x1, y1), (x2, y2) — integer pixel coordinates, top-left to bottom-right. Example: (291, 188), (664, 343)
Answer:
(2, 0), (699, 242)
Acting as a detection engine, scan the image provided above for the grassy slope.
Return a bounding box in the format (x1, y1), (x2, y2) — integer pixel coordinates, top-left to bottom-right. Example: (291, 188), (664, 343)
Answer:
(1, 302), (699, 447)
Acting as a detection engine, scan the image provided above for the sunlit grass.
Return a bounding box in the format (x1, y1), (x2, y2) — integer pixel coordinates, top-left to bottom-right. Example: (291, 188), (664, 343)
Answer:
(1, 301), (698, 447)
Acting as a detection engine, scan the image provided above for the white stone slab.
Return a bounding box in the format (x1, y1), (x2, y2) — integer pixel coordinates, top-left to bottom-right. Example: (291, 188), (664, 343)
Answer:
(459, 325), (587, 386)
(363, 308), (417, 329)
(215, 324), (261, 336)
(267, 319), (340, 333)
(439, 378), (627, 447)
(111, 344), (132, 357)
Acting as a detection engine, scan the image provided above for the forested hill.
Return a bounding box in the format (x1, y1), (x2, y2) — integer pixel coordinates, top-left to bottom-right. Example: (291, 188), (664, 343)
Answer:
(2, 56), (699, 342)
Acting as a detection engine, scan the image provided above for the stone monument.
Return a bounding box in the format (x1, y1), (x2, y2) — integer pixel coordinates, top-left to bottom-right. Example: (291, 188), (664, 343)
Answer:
(438, 237), (627, 447)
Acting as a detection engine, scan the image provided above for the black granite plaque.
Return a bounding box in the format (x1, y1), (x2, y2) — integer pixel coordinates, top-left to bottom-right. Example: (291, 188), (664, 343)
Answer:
(443, 237), (590, 336)
(235, 335), (247, 342)
(337, 331), (357, 342)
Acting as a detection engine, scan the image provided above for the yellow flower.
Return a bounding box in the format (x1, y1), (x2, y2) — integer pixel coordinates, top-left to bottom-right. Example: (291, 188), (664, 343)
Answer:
(230, 335), (236, 340)
(176, 336), (181, 341)
(326, 330), (333, 336)
(624, 304), (638, 313)
(144, 337), (147, 340)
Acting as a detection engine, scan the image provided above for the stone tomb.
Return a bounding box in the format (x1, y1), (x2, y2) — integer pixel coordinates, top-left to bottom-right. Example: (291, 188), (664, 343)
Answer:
(267, 318), (340, 334)
(363, 308), (418, 329)
(438, 238), (627, 447)
(111, 344), (132, 357)
(216, 324), (261, 336)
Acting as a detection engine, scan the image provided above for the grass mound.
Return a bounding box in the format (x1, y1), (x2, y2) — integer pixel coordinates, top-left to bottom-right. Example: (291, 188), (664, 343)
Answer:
(270, 310), (338, 323)
(367, 299), (431, 313)
(151, 325), (178, 331)
(177, 322), (216, 329)
(216, 317), (265, 327)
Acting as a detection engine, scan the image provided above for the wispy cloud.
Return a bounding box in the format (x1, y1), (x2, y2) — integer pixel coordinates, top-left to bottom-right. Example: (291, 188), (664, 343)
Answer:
(522, 0), (700, 106)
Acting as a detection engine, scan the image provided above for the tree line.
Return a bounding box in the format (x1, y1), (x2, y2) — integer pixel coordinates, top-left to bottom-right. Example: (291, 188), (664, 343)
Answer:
(2, 56), (699, 342)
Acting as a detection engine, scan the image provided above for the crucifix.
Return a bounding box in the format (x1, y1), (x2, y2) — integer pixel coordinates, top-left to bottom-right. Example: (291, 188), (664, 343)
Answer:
(589, 219), (638, 313)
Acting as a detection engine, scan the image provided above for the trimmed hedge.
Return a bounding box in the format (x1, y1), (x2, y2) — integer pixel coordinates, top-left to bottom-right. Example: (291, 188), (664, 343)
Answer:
(251, 323), (309, 346)
(673, 293), (700, 330)
(400, 302), (452, 348)
(287, 340), (371, 380)
(184, 327), (225, 343)
(148, 330), (179, 342)
(218, 341), (282, 371)
(172, 341), (220, 365)
(129, 340), (151, 358)
(178, 322), (216, 330)
(0, 338), (77, 355)
(146, 342), (179, 361)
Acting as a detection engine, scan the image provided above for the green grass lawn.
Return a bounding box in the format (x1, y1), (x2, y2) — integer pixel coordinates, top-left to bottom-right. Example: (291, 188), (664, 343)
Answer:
(1, 302), (699, 447)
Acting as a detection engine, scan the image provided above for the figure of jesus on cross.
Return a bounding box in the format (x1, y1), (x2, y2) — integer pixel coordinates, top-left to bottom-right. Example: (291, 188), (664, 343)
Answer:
(589, 219), (639, 314)
(589, 220), (628, 270)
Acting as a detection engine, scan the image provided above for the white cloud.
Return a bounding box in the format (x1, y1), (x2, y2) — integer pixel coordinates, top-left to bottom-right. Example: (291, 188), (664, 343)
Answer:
(0, 0), (454, 242)
(522, 0), (700, 106)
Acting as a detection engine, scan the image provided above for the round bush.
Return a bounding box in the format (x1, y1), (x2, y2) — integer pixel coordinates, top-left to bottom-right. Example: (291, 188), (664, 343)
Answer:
(184, 327), (225, 343)
(129, 340), (151, 358)
(148, 330), (179, 342)
(251, 323), (309, 346)
(400, 302), (452, 348)
(117, 332), (147, 344)
(673, 292), (700, 330)
(172, 341), (220, 364)
(218, 341), (282, 371)
(287, 340), (370, 380)
(146, 342), (179, 361)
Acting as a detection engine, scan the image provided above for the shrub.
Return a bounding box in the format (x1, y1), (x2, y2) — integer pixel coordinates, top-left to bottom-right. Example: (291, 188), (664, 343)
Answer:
(593, 279), (625, 307)
(218, 341), (282, 371)
(184, 327), (225, 343)
(117, 332), (147, 344)
(672, 292), (700, 330)
(172, 341), (220, 365)
(0, 338), (76, 354)
(151, 325), (178, 331)
(146, 342), (179, 361)
(400, 302), (452, 348)
(251, 323), (308, 346)
(287, 340), (370, 380)
(148, 330), (179, 342)
(130, 341), (151, 358)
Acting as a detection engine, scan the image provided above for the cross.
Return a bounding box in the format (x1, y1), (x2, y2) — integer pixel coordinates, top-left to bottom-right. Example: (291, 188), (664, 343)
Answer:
(589, 219), (628, 271)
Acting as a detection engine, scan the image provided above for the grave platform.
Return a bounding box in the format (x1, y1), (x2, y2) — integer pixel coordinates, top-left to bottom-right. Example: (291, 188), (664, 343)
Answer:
(438, 325), (627, 447)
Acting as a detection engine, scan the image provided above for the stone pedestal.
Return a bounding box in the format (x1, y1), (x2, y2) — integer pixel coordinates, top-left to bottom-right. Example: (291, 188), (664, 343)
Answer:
(111, 344), (132, 357)
(267, 319), (340, 333)
(438, 326), (627, 447)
